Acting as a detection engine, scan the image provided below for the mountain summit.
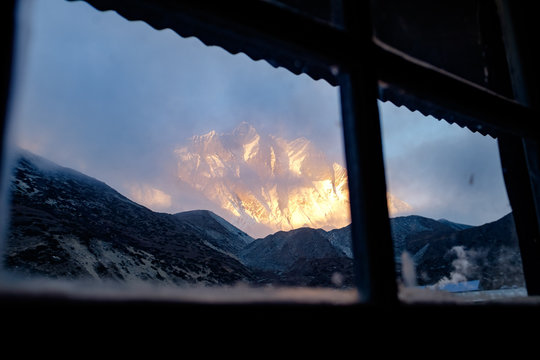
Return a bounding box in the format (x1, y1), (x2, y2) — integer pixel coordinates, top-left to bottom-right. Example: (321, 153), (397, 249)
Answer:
(174, 122), (352, 237)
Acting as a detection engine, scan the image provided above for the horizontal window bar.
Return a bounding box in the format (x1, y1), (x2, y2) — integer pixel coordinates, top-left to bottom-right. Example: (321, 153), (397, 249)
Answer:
(374, 40), (540, 139)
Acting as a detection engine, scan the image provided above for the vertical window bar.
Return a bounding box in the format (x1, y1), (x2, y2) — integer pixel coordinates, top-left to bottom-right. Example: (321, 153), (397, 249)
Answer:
(0, 0), (15, 157)
(339, 0), (397, 304)
(496, 0), (540, 295)
(0, 0), (16, 264)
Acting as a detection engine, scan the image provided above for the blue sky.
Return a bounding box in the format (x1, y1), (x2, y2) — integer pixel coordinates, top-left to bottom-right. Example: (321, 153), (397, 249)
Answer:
(379, 102), (511, 225)
(6, 0), (512, 227)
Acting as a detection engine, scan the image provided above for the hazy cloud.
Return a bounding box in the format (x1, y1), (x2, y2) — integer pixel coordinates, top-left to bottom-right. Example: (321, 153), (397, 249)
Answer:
(128, 184), (172, 211)
(379, 102), (511, 226)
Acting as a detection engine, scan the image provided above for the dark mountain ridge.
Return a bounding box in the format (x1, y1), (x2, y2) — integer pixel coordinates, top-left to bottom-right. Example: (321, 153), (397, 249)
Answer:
(240, 227), (347, 271)
(2, 150), (526, 291)
(173, 209), (254, 257)
(5, 150), (255, 285)
(390, 215), (466, 255)
(399, 213), (525, 289)
(239, 226), (355, 287)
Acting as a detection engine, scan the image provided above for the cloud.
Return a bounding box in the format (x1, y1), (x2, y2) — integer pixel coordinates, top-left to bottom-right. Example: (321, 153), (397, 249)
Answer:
(381, 107), (511, 225)
(128, 184), (172, 211)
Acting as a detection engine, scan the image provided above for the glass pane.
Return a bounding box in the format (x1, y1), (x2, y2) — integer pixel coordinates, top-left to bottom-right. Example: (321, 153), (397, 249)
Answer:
(378, 100), (528, 303)
(0, 0), (356, 304)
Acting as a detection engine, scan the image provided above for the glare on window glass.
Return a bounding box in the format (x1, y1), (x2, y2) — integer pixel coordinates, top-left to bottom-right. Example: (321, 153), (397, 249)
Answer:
(378, 100), (527, 303)
(0, 0), (358, 304)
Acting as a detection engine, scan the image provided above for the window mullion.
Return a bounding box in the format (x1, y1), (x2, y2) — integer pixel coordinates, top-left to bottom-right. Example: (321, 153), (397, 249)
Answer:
(496, 0), (540, 296)
(339, 0), (397, 305)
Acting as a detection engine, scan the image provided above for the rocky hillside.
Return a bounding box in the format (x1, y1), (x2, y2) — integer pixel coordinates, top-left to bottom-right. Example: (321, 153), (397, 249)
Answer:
(173, 209), (254, 258)
(397, 213), (525, 290)
(239, 226), (354, 287)
(3, 149), (354, 288)
(4, 149), (255, 286)
(2, 149), (527, 292)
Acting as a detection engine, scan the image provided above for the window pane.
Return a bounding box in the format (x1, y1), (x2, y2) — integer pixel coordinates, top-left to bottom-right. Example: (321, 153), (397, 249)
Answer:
(0, 0), (356, 304)
(370, 0), (513, 98)
(378, 100), (527, 303)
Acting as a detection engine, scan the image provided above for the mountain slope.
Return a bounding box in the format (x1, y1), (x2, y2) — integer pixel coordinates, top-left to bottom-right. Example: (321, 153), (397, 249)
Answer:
(173, 209), (253, 257)
(4, 149), (354, 289)
(240, 227), (345, 272)
(327, 224), (352, 258)
(238, 226), (354, 287)
(390, 215), (461, 255)
(4, 149), (525, 292)
(4, 149), (255, 285)
(387, 213), (524, 290)
(404, 213), (525, 290)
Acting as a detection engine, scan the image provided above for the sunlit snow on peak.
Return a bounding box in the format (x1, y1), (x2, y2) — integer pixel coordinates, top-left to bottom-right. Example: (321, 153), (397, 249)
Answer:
(174, 122), (410, 237)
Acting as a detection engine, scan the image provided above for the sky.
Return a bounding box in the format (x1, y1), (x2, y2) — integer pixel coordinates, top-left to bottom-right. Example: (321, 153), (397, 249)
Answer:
(379, 103), (511, 225)
(5, 0), (512, 228)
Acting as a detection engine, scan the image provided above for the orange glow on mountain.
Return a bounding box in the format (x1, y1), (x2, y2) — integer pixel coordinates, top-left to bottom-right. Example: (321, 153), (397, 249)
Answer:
(387, 192), (413, 215)
(175, 123), (411, 237)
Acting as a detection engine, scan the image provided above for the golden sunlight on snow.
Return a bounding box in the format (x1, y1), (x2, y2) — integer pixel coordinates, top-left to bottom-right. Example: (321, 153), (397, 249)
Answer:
(175, 123), (411, 237)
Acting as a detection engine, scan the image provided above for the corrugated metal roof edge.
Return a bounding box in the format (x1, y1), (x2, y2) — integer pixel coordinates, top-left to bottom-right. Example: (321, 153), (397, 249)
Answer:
(68, 0), (496, 138)
(378, 86), (496, 139)
(69, 0), (340, 86)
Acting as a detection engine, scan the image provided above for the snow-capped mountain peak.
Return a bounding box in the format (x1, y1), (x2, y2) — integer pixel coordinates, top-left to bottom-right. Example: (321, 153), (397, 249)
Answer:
(174, 122), (413, 238)
(174, 123), (351, 237)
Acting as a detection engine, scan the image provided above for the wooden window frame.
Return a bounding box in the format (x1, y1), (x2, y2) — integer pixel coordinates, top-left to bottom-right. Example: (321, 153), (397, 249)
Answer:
(1, 0), (539, 307)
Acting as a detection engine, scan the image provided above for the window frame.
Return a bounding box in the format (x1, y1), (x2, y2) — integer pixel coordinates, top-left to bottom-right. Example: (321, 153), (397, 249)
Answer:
(1, 0), (539, 305)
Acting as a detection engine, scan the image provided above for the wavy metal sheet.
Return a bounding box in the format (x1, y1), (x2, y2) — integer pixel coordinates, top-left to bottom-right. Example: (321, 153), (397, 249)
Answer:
(68, 0), (497, 138)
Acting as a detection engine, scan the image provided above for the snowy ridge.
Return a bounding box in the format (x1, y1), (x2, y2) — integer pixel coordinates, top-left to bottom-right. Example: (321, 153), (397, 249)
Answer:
(174, 122), (352, 237)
